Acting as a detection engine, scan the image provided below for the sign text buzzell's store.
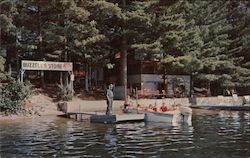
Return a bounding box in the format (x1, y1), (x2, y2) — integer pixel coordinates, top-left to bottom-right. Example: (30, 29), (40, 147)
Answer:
(21, 60), (73, 71)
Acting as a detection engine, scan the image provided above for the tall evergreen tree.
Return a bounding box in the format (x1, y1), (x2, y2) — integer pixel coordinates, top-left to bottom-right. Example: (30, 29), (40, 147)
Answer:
(226, 0), (250, 89)
(0, 0), (18, 80)
(88, 0), (157, 99)
(159, 0), (250, 95)
(158, 1), (203, 75)
(193, 0), (250, 94)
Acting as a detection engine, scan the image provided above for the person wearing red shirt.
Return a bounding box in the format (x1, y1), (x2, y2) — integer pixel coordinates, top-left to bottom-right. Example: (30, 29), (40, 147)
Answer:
(160, 103), (168, 112)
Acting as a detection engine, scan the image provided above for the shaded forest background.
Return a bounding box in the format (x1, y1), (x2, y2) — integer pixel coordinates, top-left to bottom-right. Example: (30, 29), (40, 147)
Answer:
(1, 0), (249, 96)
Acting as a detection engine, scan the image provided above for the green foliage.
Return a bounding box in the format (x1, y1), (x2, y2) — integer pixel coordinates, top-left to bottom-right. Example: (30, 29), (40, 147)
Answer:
(0, 0), (17, 33)
(38, 0), (106, 62)
(0, 53), (6, 81)
(0, 81), (32, 115)
(172, 77), (184, 86)
(1, 0), (249, 95)
(172, 77), (187, 98)
(57, 85), (73, 101)
(158, 0), (250, 90)
(157, 1), (204, 76)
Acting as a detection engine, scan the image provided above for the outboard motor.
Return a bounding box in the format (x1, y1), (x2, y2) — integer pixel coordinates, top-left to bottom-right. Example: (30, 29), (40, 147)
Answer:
(179, 106), (192, 126)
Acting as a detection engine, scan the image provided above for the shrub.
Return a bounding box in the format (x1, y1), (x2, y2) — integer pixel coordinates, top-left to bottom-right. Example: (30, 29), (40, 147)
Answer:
(0, 80), (32, 115)
(57, 85), (73, 101)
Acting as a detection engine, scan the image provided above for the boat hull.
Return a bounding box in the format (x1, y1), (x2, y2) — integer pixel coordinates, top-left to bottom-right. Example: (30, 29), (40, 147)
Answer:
(126, 109), (192, 126)
(145, 112), (174, 122)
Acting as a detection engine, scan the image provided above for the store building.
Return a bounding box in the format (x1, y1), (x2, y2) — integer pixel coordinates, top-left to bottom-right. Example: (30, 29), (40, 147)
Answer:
(105, 52), (191, 99)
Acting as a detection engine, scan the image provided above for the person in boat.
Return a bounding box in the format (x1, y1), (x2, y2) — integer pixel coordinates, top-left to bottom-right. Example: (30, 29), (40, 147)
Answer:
(152, 104), (157, 112)
(137, 104), (146, 111)
(172, 104), (178, 110)
(147, 104), (154, 112)
(160, 102), (168, 112)
(106, 84), (114, 115)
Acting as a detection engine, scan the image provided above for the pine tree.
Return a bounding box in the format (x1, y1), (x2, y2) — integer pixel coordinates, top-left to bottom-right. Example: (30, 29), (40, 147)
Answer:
(192, 0), (250, 94)
(0, 0), (18, 80)
(158, 0), (250, 95)
(226, 0), (250, 89)
(88, 0), (157, 99)
(158, 1), (203, 75)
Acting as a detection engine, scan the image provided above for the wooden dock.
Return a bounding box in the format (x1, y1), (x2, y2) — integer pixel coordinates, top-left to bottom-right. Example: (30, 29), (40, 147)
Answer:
(90, 114), (145, 123)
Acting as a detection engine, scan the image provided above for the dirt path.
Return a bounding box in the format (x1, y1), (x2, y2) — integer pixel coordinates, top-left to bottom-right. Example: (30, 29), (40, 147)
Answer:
(0, 93), (63, 120)
(0, 93), (124, 120)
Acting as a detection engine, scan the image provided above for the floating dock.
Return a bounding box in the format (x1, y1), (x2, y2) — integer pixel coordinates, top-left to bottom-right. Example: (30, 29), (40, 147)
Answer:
(90, 114), (145, 123)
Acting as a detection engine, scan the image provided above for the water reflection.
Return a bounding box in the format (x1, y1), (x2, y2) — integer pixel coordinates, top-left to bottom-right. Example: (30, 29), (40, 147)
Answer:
(0, 111), (249, 158)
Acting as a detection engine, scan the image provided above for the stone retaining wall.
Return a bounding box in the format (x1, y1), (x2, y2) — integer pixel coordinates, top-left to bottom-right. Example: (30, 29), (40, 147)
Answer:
(59, 96), (249, 113)
(243, 95), (250, 104)
(132, 96), (245, 107)
(193, 96), (244, 106)
(58, 99), (124, 113)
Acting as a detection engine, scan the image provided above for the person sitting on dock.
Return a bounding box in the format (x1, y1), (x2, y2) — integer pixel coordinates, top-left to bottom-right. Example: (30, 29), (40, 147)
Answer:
(160, 102), (168, 112)
(122, 95), (131, 112)
(106, 84), (114, 115)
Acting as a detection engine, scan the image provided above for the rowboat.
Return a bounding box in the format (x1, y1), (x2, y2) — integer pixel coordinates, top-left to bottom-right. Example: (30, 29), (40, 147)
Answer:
(123, 105), (192, 126)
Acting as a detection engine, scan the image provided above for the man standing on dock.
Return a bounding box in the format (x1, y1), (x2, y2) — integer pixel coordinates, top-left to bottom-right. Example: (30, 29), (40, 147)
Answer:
(106, 84), (114, 115)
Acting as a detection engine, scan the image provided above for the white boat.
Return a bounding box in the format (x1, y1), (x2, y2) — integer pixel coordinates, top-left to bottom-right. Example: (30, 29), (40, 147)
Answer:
(124, 106), (192, 126)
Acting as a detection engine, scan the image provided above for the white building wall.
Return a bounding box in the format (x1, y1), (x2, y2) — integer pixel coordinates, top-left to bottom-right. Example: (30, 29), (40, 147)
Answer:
(128, 74), (191, 97)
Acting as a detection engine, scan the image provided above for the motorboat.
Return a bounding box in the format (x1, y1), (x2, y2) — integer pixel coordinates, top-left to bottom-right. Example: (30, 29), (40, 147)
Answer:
(123, 104), (192, 126)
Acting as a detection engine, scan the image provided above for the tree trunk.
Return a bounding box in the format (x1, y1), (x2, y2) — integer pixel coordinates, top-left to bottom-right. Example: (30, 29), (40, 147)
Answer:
(64, 73), (69, 87)
(16, 53), (20, 81)
(8, 63), (12, 76)
(6, 47), (12, 76)
(162, 67), (166, 95)
(40, 71), (45, 88)
(41, 58), (46, 88)
(94, 68), (97, 88)
(190, 74), (193, 98)
(41, 71), (45, 89)
(64, 52), (68, 87)
(120, 43), (128, 100)
(119, 0), (128, 100)
(85, 63), (89, 92)
(89, 65), (92, 90)
(38, 2), (45, 89)
(207, 81), (211, 96)
(60, 72), (63, 86)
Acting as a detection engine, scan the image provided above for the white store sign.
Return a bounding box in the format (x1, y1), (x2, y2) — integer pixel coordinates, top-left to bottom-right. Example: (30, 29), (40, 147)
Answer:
(22, 60), (73, 71)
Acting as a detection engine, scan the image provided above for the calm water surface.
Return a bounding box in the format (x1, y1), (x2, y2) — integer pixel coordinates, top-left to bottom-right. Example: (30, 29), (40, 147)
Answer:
(0, 111), (250, 158)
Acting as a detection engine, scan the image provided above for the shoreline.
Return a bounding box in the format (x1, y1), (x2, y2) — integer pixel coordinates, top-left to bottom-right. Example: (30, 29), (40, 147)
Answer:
(1, 94), (249, 121)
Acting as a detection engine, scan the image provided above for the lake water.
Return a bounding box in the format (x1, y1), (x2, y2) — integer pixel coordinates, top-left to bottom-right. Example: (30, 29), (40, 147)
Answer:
(0, 110), (250, 158)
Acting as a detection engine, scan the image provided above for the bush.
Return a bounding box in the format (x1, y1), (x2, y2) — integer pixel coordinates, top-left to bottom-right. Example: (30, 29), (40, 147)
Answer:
(57, 85), (73, 101)
(0, 80), (32, 115)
